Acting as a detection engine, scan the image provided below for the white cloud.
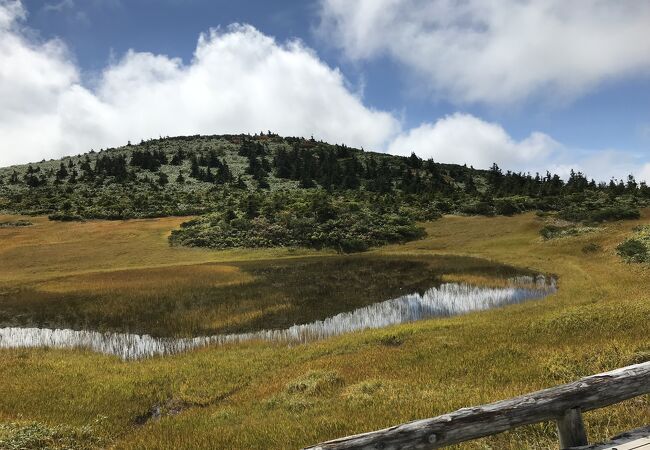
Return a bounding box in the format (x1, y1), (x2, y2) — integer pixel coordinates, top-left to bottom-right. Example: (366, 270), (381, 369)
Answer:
(563, 151), (650, 184)
(388, 113), (559, 170)
(43, 0), (74, 13)
(0, 1), (398, 167)
(387, 114), (650, 183)
(0, 0), (22, 27)
(319, 0), (650, 105)
(640, 164), (650, 184)
(0, 0), (648, 184)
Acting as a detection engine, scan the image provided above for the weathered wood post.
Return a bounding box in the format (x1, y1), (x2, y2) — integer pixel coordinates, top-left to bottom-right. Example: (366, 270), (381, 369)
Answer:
(556, 408), (588, 449)
(304, 361), (650, 450)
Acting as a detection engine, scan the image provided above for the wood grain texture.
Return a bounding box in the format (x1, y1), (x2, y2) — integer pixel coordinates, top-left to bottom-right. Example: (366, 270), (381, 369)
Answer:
(304, 362), (650, 450)
(557, 408), (588, 448)
(569, 426), (650, 450)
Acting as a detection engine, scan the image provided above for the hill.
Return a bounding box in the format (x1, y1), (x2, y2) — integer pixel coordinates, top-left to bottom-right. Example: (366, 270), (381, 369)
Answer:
(1, 133), (648, 251)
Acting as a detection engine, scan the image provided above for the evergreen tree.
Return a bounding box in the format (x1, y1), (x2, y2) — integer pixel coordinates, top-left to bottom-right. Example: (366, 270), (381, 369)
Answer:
(341, 158), (360, 190)
(234, 176), (247, 189)
(68, 169), (78, 184)
(190, 155), (201, 179)
(157, 172), (169, 186)
(216, 162), (233, 184)
(244, 194), (260, 219)
(274, 147), (292, 178)
(407, 152), (423, 169)
(56, 162), (69, 181)
(170, 149), (186, 165)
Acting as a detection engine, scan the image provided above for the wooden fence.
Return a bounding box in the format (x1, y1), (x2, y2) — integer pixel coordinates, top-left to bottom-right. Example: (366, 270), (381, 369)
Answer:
(304, 361), (650, 450)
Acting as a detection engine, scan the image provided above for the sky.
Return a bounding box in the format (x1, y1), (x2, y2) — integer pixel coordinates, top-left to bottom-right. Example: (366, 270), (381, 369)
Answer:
(1, 0), (649, 182)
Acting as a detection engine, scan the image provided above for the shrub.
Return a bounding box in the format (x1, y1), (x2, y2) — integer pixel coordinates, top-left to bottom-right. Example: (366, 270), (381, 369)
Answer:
(48, 213), (85, 222)
(581, 243), (602, 254)
(169, 190), (427, 253)
(0, 220), (32, 228)
(460, 201), (495, 216)
(616, 239), (648, 263)
(590, 206), (640, 222)
(559, 204), (640, 223)
(540, 223), (596, 240)
(540, 225), (562, 240)
(494, 199), (520, 216)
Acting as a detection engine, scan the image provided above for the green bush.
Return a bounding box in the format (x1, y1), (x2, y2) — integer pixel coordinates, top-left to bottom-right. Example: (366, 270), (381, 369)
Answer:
(494, 199), (520, 216)
(590, 206), (640, 222)
(460, 201), (495, 216)
(48, 213), (85, 222)
(0, 220), (32, 227)
(616, 239), (648, 263)
(169, 190), (427, 253)
(559, 204), (640, 223)
(540, 225), (563, 240)
(539, 223), (595, 240)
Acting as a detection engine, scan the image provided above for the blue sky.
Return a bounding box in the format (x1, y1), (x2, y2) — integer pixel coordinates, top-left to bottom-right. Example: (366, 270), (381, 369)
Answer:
(3, 0), (650, 181)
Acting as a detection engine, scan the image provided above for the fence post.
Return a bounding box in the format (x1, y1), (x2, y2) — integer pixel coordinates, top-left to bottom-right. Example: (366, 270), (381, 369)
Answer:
(556, 408), (588, 449)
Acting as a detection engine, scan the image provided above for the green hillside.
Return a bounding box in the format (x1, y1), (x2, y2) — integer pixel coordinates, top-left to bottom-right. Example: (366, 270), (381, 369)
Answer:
(1, 133), (648, 251)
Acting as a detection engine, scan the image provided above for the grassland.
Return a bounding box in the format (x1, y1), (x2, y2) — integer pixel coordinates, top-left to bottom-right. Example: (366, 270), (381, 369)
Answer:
(0, 214), (526, 337)
(0, 211), (648, 449)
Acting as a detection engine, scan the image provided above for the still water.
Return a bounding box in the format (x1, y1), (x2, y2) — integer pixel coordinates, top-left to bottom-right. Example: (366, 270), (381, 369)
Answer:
(0, 275), (555, 359)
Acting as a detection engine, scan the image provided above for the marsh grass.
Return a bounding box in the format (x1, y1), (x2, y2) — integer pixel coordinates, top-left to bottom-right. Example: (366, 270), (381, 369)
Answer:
(0, 420), (105, 450)
(0, 212), (648, 449)
(0, 281), (553, 359)
(0, 248), (531, 337)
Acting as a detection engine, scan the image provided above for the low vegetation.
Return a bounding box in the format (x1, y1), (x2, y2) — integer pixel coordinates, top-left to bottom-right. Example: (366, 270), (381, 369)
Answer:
(539, 223), (597, 240)
(0, 420), (105, 450)
(0, 219), (32, 227)
(0, 135), (649, 449)
(617, 225), (650, 263)
(1, 134), (648, 252)
(169, 190), (426, 252)
(0, 218), (524, 336)
(0, 211), (648, 449)
(0, 255), (447, 337)
(559, 202), (640, 224)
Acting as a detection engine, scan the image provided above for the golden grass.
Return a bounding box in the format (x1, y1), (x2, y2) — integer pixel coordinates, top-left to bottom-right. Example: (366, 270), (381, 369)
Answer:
(0, 214), (330, 286)
(439, 273), (514, 288)
(36, 264), (249, 295)
(0, 211), (648, 449)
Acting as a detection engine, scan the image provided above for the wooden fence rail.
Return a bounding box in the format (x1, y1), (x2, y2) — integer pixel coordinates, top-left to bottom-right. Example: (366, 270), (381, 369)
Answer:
(304, 361), (650, 450)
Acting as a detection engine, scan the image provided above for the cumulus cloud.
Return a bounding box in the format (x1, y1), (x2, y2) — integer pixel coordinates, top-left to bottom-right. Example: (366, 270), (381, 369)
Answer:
(387, 114), (650, 182)
(0, 0), (398, 167)
(640, 164), (650, 183)
(319, 0), (650, 105)
(560, 151), (650, 184)
(388, 113), (559, 170)
(0, 0), (648, 184)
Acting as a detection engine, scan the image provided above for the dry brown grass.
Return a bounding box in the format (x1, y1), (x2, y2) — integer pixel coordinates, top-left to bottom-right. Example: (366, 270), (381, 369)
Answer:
(0, 214), (327, 286)
(0, 211), (648, 449)
(36, 264), (248, 295)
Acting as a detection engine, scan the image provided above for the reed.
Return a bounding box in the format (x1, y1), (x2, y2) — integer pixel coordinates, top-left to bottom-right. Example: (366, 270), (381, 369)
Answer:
(0, 280), (555, 359)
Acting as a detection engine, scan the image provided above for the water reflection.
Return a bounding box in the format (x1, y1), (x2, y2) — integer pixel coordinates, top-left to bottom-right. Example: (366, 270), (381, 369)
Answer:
(0, 276), (556, 360)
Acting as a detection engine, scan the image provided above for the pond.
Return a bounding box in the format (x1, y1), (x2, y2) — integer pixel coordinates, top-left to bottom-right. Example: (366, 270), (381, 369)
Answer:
(0, 274), (556, 359)
(0, 255), (550, 337)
